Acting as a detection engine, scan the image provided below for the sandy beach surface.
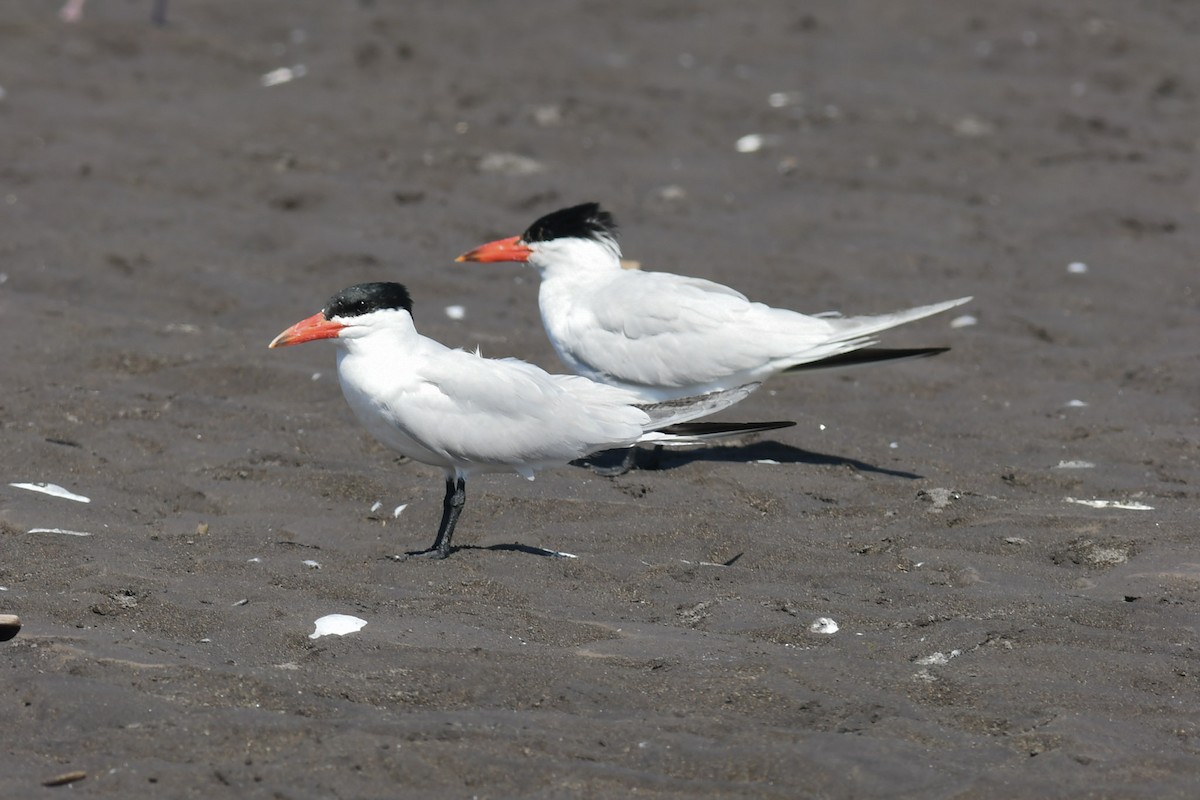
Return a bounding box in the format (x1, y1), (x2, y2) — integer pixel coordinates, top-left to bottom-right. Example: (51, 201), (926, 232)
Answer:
(2, 1), (1198, 796)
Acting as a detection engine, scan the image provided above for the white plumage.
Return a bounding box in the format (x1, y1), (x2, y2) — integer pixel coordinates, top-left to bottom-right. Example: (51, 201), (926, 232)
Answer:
(459, 203), (972, 404)
(333, 308), (654, 479)
(270, 282), (781, 557)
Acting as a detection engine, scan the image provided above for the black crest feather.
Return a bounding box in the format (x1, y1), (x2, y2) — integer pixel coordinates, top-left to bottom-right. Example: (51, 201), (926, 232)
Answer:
(522, 203), (618, 244)
(323, 282), (413, 319)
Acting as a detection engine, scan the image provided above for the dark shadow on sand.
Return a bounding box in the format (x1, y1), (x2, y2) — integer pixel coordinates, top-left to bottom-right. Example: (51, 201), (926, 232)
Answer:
(400, 542), (577, 560)
(574, 441), (924, 479)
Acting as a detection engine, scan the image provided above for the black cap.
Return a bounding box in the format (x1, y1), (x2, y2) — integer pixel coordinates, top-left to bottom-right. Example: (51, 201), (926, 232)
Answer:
(323, 282), (413, 320)
(522, 203), (618, 244)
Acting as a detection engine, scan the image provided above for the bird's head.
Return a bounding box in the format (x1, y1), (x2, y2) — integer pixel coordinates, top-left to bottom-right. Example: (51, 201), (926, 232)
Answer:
(269, 282), (415, 348)
(455, 202), (622, 274)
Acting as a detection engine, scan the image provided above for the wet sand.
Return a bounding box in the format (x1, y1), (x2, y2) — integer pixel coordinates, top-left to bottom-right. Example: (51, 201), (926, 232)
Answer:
(2, 1), (1198, 796)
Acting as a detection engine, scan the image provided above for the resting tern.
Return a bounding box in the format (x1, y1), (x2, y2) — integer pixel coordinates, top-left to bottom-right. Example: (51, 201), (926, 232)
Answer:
(269, 282), (791, 558)
(457, 203), (972, 407)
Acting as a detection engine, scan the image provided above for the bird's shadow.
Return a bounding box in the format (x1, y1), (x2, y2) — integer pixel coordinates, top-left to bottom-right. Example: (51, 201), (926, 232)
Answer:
(400, 542), (576, 560)
(395, 441), (920, 560)
(574, 440), (924, 480)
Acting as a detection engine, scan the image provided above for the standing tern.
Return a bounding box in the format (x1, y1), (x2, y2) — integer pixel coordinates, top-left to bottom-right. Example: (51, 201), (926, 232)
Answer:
(269, 282), (792, 559)
(457, 203), (972, 407)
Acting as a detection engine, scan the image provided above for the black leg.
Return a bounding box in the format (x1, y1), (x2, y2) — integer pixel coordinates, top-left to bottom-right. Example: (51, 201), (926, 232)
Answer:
(427, 477), (466, 559)
(588, 446), (639, 477)
(645, 444), (664, 470)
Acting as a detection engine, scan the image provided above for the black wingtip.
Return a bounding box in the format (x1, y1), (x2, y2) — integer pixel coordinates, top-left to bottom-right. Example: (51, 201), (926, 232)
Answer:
(784, 347), (950, 373)
(658, 420), (797, 437)
(522, 203), (618, 244)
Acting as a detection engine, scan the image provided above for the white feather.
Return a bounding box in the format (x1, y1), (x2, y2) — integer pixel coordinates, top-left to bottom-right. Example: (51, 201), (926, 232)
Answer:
(330, 306), (738, 480)
(527, 235), (970, 401)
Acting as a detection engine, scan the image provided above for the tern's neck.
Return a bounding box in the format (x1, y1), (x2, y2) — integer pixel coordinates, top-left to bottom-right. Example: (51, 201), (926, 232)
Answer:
(529, 237), (622, 284)
(337, 313), (423, 360)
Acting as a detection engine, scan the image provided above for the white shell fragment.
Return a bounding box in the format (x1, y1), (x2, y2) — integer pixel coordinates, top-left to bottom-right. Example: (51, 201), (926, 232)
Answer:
(655, 185), (688, 203)
(767, 91), (803, 108)
(810, 617), (839, 634)
(28, 528), (92, 537)
(920, 488), (959, 512)
(735, 134), (773, 153)
(370, 501), (383, 513)
(1054, 460), (1096, 469)
(164, 323), (200, 334)
(302, 559), (321, 569)
(392, 504), (408, 518)
(949, 314), (978, 328)
(444, 305), (466, 321)
(309, 614), (367, 639)
(478, 152), (545, 176)
(10, 483), (91, 503)
(1065, 497), (1155, 511)
(952, 115), (995, 137)
(1065, 399), (1088, 408)
(1067, 261), (1089, 274)
(915, 649), (962, 666)
(261, 65), (307, 87)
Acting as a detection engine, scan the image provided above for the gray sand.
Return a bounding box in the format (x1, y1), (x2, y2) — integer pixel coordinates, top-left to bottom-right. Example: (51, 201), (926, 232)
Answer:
(2, 1), (1198, 796)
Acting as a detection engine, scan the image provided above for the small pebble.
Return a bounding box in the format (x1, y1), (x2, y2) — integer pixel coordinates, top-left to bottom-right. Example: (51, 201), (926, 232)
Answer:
(530, 104), (562, 127)
(655, 184), (687, 202)
(1067, 261), (1088, 274)
(42, 771), (87, 787)
(952, 115), (995, 138)
(767, 91), (803, 108)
